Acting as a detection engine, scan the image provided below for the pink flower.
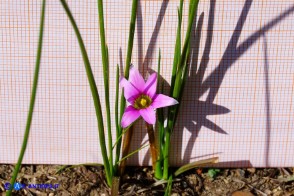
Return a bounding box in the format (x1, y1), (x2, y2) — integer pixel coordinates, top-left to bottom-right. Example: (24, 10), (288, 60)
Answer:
(120, 66), (178, 128)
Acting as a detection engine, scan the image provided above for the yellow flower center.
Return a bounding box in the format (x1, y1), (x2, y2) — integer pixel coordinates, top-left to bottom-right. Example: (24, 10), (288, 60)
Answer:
(134, 95), (152, 109)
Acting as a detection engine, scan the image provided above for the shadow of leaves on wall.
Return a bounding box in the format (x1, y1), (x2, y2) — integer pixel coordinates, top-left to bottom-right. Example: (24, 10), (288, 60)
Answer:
(124, 0), (294, 167)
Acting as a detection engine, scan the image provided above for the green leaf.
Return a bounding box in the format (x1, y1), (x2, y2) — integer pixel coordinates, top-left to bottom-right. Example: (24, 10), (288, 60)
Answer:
(174, 41), (191, 123)
(60, 0), (111, 186)
(172, 0), (199, 100)
(115, 64), (120, 148)
(170, 0), (184, 96)
(7, 1), (46, 196)
(97, 0), (113, 177)
(174, 157), (219, 177)
(164, 175), (173, 196)
(117, 144), (149, 164)
(155, 49), (164, 179)
(112, 128), (128, 150)
(164, 0), (200, 180)
(124, 0), (139, 78)
(116, 0), (138, 168)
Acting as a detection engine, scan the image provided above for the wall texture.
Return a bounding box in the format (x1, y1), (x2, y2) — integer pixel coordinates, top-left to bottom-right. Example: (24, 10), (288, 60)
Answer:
(1, 0), (294, 167)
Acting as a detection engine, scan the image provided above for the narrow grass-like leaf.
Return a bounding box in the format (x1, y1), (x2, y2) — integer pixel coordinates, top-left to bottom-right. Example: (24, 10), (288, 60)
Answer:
(177, 0), (199, 72)
(124, 0), (139, 79)
(159, 82), (165, 142)
(168, 0), (200, 132)
(119, 0), (139, 123)
(118, 0), (139, 127)
(156, 49), (163, 143)
(174, 157), (219, 177)
(155, 49), (163, 179)
(117, 144), (149, 164)
(164, 175), (173, 196)
(105, 45), (113, 176)
(170, 0), (183, 96)
(178, 42), (191, 116)
(162, 129), (171, 179)
(97, 0), (113, 177)
(112, 128), (128, 150)
(157, 49), (162, 94)
(113, 65), (120, 175)
(172, 0), (199, 100)
(7, 1), (46, 195)
(157, 50), (164, 152)
(171, 0), (199, 126)
(115, 65), (119, 132)
(60, 0), (111, 186)
(156, 49), (164, 147)
(114, 65), (120, 163)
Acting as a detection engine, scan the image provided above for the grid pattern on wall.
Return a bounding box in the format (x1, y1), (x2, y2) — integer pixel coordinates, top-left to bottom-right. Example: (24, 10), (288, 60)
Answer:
(0, 0), (294, 167)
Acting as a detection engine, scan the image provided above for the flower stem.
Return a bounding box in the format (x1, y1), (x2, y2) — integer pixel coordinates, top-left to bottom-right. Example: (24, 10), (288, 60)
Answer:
(119, 126), (134, 175)
(146, 123), (157, 169)
(6, 1), (46, 195)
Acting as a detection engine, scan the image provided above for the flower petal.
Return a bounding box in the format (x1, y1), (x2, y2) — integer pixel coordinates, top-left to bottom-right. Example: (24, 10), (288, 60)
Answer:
(151, 94), (178, 109)
(129, 66), (145, 92)
(120, 77), (140, 101)
(121, 106), (141, 128)
(139, 107), (156, 125)
(119, 76), (128, 88)
(144, 73), (157, 98)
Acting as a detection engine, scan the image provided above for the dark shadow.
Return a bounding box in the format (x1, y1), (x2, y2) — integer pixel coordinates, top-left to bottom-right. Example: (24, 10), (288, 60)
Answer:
(142, 1), (169, 72)
(263, 34), (271, 167)
(198, 0), (254, 114)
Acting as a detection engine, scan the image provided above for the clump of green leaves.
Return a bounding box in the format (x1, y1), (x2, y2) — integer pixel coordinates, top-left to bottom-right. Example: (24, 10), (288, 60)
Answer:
(155, 0), (203, 180)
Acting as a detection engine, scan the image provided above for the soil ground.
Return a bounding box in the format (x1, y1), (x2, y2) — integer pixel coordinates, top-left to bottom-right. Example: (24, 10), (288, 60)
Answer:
(0, 164), (293, 195)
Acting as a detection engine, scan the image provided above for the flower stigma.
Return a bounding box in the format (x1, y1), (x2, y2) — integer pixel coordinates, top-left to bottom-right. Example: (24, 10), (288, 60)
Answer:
(134, 94), (152, 109)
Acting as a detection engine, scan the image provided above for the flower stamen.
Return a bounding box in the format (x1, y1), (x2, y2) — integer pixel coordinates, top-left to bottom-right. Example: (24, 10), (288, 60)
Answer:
(134, 94), (152, 109)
